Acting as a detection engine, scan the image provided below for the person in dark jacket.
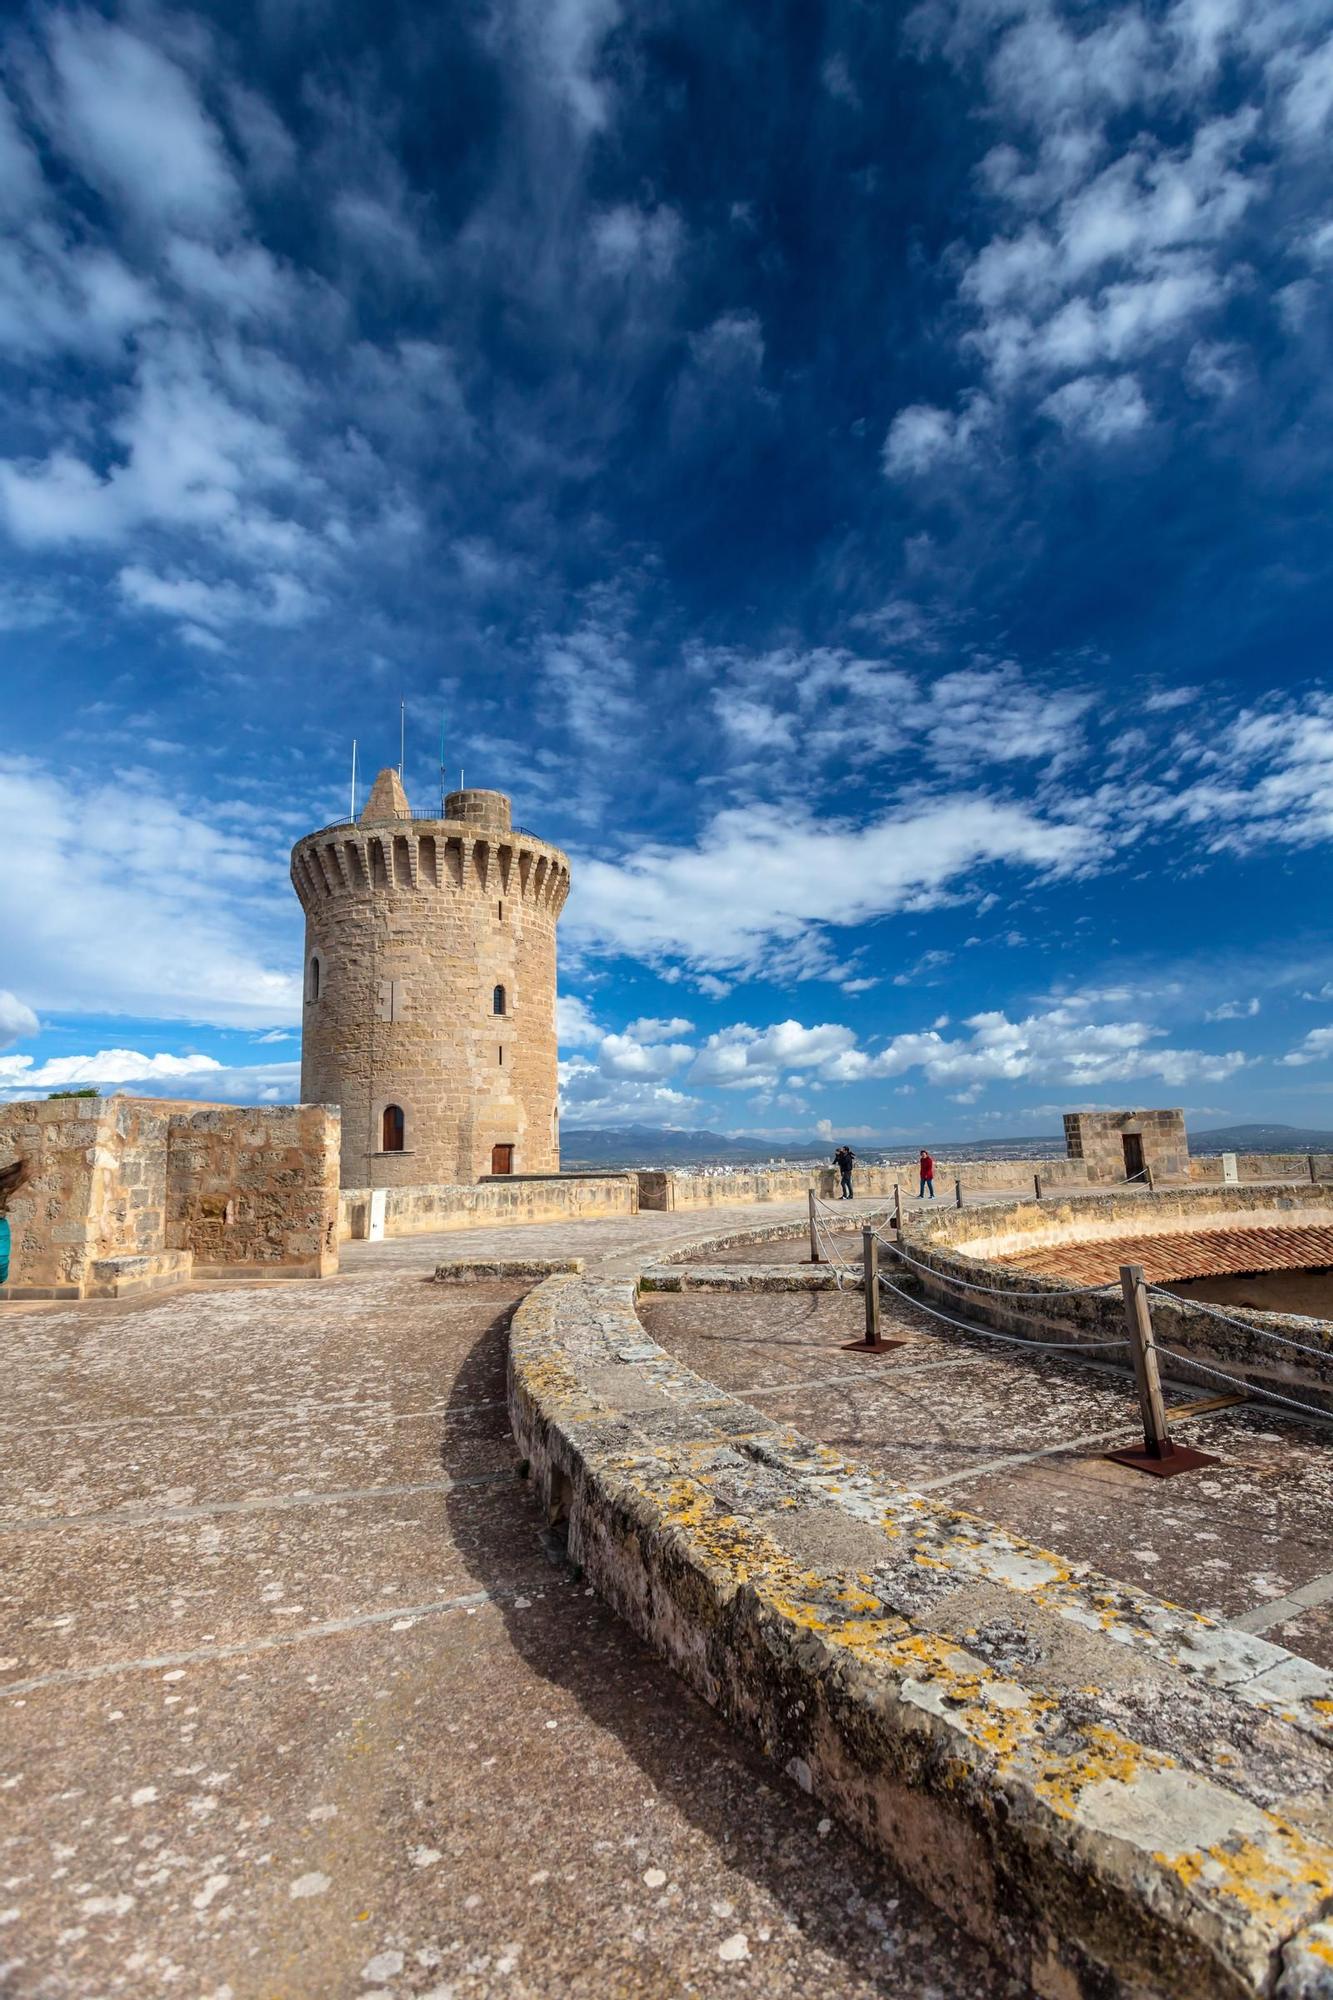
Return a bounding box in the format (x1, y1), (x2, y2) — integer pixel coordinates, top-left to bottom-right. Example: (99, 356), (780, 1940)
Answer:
(834, 1144), (856, 1199)
(918, 1149), (935, 1199)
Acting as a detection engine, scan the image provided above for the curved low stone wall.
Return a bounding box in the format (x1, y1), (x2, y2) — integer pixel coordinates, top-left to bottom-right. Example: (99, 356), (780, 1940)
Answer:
(920, 1183), (1333, 1263)
(901, 1187), (1333, 1414)
(508, 1270), (1333, 2000)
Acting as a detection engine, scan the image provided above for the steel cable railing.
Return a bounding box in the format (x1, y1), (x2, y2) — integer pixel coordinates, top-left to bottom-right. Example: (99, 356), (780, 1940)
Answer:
(1145, 1283), (1333, 1364)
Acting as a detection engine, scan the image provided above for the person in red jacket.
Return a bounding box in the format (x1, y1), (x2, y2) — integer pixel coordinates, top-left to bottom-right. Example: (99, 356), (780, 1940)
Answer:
(918, 1148), (935, 1199)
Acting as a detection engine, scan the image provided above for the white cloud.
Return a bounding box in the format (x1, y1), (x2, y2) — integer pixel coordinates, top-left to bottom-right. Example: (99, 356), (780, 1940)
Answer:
(557, 1057), (701, 1127)
(37, 13), (239, 233)
(568, 796), (1100, 980)
(900, 4), (1314, 446)
(1280, 1026), (1333, 1067)
(1204, 997), (1259, 1021)
(836, 1006), (1248, 1090)
(625, 1016), (694, 1043)
(1039, 372), (1149, 440)
(556, 993), (602, 1047)
(0, 1048), (224, 1098)
(0, 757), (300, 1028)
(590, 204), (682, 280)
(689, 1020), (857, 1089)
(0, 991), (38, 1049)
(883, 394), (993, 476)
(597, 1031), (694, 1079)
(118, 564), (318, 636)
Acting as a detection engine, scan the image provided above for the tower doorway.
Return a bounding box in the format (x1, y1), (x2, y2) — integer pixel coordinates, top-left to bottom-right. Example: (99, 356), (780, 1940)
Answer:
(1122, 1132), (1144, 1181)
(382, 1104), (405, 1152)
(491, 1143), (514, 1175)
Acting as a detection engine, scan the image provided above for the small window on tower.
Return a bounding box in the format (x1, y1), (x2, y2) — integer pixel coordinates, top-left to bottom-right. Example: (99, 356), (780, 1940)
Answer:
(307, 954), (321, 1002)
(497, 899), (503, 920)
(498, 1044), (504, 1065)
(493, 984), (506, 1015)
(381, 1104), (405, 1152)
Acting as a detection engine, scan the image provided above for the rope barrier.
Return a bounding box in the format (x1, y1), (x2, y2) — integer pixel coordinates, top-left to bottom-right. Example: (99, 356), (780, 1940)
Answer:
(1150, 1344), (1333, 1426)
(869, 1225), (1116, 1300)
(1146, 1284), (1333, 1363)
(874, 1268), (1129, 1354)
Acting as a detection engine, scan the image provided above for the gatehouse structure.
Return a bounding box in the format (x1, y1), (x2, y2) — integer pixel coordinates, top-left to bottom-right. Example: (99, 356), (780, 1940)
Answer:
(291, 769), (570, 1189)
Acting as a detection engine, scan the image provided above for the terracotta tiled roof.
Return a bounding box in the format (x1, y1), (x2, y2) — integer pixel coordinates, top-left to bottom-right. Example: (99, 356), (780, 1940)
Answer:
(996, 1225), (1333, 1287)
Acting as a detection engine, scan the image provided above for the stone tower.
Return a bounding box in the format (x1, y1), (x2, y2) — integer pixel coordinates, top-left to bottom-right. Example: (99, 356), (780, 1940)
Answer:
(291, 771), (570, 1188)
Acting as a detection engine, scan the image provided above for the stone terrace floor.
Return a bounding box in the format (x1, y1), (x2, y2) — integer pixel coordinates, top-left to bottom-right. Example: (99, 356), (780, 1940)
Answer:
(639, 1284), (1333, 1669)
(1, 1199), (1024, 2000)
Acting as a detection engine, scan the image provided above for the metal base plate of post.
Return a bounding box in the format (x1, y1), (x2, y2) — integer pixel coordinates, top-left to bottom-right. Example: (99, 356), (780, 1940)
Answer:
(841, 1335), (906, 1354)
(1104, 1441), (1220, 1478)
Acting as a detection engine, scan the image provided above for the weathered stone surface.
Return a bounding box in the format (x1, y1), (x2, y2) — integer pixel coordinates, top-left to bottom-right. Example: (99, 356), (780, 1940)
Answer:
(292, 776), (570, 1187)
(509, 1271), (1333, 1998)
(0, 1097), (340, 1295)
(340, 1175), (636, 1240)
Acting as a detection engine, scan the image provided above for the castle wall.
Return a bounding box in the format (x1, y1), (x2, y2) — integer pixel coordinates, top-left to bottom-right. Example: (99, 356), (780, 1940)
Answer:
(165, 1104), (340, 1277)
(293, 785), (569, 1189)
(0, 1097), (340, 1296)
(339, 1173), (636, 1240)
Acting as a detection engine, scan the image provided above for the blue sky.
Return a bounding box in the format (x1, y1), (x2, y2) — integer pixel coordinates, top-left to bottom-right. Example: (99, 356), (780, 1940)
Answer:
(2, 0), (1333, 1141)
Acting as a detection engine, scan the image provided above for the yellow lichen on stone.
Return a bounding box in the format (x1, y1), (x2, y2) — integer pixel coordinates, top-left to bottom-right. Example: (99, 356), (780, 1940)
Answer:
(1161, 1830), (1333, 1923)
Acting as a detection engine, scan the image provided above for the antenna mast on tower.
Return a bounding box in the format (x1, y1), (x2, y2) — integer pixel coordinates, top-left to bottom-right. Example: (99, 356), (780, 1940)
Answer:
(349, 738), (357, 822)
(399, 699), (405, 778)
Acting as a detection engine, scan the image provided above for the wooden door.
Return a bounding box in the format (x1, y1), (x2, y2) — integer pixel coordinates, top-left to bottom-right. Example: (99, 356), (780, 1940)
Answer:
(1122, 1133), (1144, 1181)
(491, 1144), (514, 1175)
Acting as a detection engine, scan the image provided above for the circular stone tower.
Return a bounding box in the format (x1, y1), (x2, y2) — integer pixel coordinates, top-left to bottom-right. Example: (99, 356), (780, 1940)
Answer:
(291, 769), (570, 1188)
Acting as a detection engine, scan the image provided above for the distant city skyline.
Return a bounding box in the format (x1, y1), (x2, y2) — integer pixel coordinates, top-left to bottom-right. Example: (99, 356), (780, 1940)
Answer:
(2, 0), (1332, 1138)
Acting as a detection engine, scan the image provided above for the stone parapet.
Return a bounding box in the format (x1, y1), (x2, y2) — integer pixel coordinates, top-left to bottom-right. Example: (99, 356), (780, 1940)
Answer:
(903, 1186), (1333, 1411)
(339, 1174), (637, 1240)
(508, 1269), (1333, 1998)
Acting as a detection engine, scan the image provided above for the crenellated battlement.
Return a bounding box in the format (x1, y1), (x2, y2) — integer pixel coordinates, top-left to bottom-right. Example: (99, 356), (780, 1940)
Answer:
(289, 819), (571, 918)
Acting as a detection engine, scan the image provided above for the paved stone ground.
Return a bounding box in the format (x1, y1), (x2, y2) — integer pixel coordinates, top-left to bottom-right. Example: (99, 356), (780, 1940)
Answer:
(1, 1222), (1021, 2000)
(639, 1285), (1333, 1666)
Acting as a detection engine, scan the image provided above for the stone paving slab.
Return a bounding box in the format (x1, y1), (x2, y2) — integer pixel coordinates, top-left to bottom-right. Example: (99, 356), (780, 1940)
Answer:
(511, 1270), (1333, 1996)
(1, 1239), (1018, 1999)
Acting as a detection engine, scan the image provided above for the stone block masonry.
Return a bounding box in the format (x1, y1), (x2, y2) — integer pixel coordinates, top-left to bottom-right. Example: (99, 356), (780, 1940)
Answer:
(338, 1173), (636, 1240)
(165, 1103), (340, 1278)
(509, 1269), (1333, 1998)
(0, 1097), (340, 1297)
(292, 774), (569, 1188)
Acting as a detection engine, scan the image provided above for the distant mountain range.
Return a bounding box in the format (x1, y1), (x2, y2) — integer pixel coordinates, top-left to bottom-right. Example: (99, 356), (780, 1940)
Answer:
(1189, 1123), (1333, 1153)
(559, 1120), (1333, 1169)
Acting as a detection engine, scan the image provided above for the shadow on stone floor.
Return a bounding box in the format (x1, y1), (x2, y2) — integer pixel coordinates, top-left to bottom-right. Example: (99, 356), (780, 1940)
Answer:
(436, 1286), (1022, 2000)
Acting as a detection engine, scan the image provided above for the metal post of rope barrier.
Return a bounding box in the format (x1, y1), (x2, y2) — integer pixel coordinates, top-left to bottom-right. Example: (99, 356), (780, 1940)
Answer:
(843, 1226), (904, 1354)
(807, 1188), (822, 1265)
(1105, 1263), (1218, 1478)
(893, 1182), (902, 1238)
(1145, 1163), (1155, 1192)
(1033, 1172), (1043, 1200)
(954, 1176), (962, 1209)
(1310, 1155), (1318, 1184)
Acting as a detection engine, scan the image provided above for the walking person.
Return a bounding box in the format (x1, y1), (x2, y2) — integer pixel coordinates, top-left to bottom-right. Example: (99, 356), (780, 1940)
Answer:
(918, 1148), (935, 1199)
(834, 1143), (856, 1200)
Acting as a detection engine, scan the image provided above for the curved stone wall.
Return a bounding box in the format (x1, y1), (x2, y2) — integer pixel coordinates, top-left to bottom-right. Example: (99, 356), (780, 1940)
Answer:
(292, 795), (569, 1188)
(900, 1186), (1333, 1412)
(507, 1268), (1333, 1999)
